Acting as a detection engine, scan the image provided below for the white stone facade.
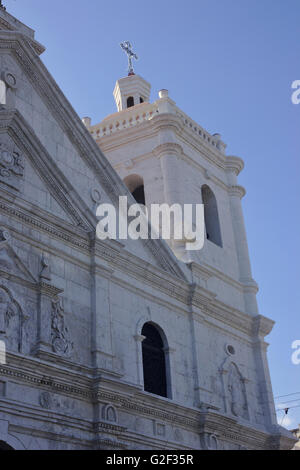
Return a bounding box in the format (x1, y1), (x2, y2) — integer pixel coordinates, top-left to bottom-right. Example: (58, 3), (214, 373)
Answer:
(0, 8), (295, 450)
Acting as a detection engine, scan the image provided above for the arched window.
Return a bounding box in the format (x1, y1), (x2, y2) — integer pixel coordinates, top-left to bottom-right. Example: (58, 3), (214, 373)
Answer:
(142, 323), (167, 398)
(124, 174), (146, 206)
(132, 185), (145, 205)
(140, 97), (144, 104)
(201, 184), (222, 247)
(127, 96), (134, 108)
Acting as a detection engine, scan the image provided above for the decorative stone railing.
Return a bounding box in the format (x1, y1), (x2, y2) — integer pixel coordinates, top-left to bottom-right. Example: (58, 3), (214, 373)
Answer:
(87, 99), (226, 154)
(89, 102), (159, 139)
(175, 109), (226, 153)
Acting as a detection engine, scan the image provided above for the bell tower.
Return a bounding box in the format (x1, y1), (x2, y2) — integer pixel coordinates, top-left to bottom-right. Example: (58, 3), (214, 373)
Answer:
(113, 74), (151, 111)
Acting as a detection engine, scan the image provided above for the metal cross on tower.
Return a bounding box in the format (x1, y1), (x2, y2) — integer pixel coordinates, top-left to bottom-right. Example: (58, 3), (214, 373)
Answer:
(120, 41), (138, 76)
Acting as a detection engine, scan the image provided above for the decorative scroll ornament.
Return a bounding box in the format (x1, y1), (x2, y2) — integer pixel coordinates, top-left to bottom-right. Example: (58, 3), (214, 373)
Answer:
(0, 143), (24, 191)
(51, 298), (73, 356)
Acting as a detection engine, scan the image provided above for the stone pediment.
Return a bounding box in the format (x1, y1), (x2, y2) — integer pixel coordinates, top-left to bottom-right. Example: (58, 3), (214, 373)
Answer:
(0, 109), (96, 232)
(0, 31), (190, 281)
(0, 228), (37, 284)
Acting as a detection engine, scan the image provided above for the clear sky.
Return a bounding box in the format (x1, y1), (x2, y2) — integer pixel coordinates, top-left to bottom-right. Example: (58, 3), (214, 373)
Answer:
(5, 0), (300, 429)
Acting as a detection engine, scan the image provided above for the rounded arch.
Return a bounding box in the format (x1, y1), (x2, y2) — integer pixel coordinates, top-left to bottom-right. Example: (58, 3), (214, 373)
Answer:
(124, 174), (146, 206)
(141, 322), (170, 398)
(0, 433), (26, 450)
(127, 96), (134, 108)
(201, 184), (222, 247)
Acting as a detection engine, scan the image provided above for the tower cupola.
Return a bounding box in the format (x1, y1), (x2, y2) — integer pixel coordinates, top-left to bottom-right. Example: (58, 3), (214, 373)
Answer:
(113, 74), (151, 111)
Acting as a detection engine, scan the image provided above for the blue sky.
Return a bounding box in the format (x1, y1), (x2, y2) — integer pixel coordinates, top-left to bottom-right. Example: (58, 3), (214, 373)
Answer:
(6, 0), (300, 429)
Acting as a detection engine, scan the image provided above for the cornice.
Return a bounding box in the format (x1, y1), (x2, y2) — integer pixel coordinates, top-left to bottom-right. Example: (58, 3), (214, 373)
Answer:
(198, 410), (275, 449)
(150, 112), (184, 134)
(0, 21), (45, 55)
(225, 155), (245, 175)
(0, 353), (288, 448)
(0, 192), (91, 251)
(229, 184), (246, 199)
(252, 315), (275, 338)
(152, 142), (184, 158)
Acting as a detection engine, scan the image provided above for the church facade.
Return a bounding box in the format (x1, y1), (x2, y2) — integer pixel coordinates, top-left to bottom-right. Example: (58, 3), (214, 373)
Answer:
(0, 7), (295, 450)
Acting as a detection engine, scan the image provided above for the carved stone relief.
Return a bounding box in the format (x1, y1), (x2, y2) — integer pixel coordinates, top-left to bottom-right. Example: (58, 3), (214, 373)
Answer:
(0, 287), (16, 334)
(51, 298), (73, 357)
(39, 391), (76, 415)
(227, 363), (249, 419)
(0, 141), (24, 191)
(102, 404), (118, 423)
(174, 428), (184, 443)
(200, 433), (218, 450)
(0, 285), (24, 353)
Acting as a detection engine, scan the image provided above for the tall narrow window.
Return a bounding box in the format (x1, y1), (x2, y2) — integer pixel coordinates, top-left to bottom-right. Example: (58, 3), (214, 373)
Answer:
(142, 323), (167, 398)
(124, 174), (146, 206)
(127, 96), (134, 108)
(201, 184), (222, 247)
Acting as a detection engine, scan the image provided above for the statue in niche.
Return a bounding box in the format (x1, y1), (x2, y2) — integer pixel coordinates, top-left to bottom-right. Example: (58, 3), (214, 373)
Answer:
(227, 363), (249, 419)
(106, 406), (117, 423)
(51, 298), (73, 357)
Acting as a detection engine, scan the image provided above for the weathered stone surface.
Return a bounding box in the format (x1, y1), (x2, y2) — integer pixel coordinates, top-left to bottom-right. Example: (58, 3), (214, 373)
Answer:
(0, 7), (295, 451)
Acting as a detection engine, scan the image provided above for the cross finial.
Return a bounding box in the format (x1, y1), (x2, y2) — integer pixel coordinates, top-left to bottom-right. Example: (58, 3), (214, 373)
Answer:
(120, 41), (138, 76)
(0, 1), (6, 11)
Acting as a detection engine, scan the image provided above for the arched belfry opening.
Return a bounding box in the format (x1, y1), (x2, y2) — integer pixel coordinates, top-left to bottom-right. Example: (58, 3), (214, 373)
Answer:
(201, 184), (222, 247)
(124, 174), (146, 206)
(141, 322), (169, 398)
(127, 96), (134, 108)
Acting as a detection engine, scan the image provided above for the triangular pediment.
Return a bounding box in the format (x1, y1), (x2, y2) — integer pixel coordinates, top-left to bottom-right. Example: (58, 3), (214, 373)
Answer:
(0, 110), (96, 232)
(0, 229), (37, 284)
(0, 32), (190, 281)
